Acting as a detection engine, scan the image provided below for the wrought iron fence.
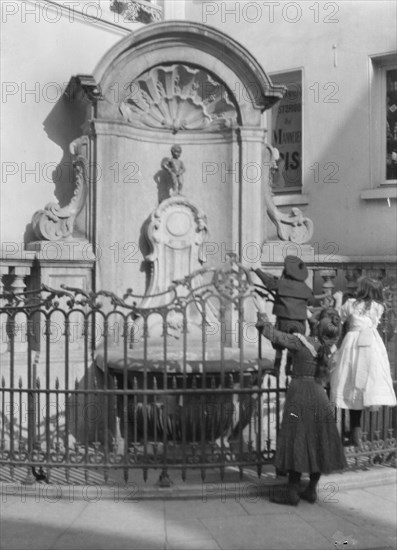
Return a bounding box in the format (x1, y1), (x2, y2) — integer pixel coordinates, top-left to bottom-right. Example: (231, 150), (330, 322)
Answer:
(339, 407), (396, 469)
(0, 260), (395, 486)
(0, 261), (280, 485)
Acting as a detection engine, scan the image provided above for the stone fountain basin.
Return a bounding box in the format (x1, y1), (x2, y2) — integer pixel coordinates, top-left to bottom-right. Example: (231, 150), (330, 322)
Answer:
(94, 337), (274, 374)
(94, 339), (274, 443)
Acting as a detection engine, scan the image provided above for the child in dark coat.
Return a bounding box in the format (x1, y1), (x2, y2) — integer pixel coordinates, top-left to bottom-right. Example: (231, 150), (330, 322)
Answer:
(253, 255), (315, 375)
(255, 305), (347, 505)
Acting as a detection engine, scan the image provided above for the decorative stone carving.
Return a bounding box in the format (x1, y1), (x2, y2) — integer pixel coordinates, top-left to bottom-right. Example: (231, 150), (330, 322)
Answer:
(110, 0), (162, 24)
(31, 137), (89, 241)
(319, 268), (337, 300)
(144, 196), (209, 297)
(140, 195), (211, 340)
(264, 145), (314, 244)
(120, 64), (237, 134)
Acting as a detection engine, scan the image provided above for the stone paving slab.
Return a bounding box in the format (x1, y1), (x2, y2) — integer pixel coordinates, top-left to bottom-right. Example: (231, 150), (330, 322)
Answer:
(297, 514), (391, 550)
(2, 486), (396, 550)
(319, 487), (397, 549)
(164, 499), (248, 519)
(1, 466), (396, 550)
(363, 483), (397, 503)
(164, 540), (221, 550)
(200, 513), (335, 550)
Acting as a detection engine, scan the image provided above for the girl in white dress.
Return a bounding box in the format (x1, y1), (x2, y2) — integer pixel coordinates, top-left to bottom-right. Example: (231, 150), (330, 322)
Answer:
(330, 277), (396, 445)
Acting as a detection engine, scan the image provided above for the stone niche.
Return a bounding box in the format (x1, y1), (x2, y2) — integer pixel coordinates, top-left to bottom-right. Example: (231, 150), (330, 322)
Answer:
(27, 22), (317, 300)
(78, 21), (286, 296)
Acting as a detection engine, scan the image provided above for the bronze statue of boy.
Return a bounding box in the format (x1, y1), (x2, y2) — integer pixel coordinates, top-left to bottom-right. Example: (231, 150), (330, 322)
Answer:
(162, 145), (186, 196)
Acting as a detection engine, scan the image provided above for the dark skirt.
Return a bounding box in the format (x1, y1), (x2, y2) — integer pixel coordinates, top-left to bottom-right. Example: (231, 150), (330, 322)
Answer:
(274, 378), (348, 474)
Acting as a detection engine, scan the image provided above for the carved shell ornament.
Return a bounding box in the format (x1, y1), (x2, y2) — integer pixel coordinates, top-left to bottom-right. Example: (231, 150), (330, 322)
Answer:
(119, 64), (238, 133)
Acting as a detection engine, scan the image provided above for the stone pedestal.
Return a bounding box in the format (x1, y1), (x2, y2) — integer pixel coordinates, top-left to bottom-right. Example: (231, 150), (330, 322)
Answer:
(26, 240), (94, 292)
(26, 240), (95, 264)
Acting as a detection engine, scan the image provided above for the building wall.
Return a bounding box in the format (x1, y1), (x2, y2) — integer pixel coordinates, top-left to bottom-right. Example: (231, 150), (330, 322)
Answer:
(1, 0), (132, 248)
(1, 0), (396, 261)
(185, 0), (397, 257)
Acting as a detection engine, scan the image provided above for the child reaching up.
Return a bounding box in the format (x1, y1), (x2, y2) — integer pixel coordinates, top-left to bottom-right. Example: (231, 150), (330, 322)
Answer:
(253, 256), (315, 375)
(330, 277), (397, 446)
(255, 302), (347, 505)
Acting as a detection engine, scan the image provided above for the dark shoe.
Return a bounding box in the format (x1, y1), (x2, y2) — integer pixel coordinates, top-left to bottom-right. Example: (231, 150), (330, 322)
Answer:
(299, 486), (317, 504)
(270, 486), (300, 506)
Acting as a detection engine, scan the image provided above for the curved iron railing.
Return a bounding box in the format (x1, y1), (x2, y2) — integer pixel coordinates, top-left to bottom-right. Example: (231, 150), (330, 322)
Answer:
(0, 258), (395, 486)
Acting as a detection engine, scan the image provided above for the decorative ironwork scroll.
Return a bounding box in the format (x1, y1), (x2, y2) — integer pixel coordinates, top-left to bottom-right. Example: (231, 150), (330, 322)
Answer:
(1, 261), (395, 486)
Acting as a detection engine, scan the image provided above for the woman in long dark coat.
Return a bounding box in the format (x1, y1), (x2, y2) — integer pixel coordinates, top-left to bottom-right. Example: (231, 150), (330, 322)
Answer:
(255, 306), (347, 505)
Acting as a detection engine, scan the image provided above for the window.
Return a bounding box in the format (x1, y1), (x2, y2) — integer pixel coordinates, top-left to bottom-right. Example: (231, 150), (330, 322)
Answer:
(386, 68), (397, 183)
(369, 54), (397, 189)
(268, 70), (302, 194)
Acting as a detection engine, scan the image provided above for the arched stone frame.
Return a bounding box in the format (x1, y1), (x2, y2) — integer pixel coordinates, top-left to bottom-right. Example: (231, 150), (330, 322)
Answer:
(93, 21), (284, 126)
(85, 22), (287, 295)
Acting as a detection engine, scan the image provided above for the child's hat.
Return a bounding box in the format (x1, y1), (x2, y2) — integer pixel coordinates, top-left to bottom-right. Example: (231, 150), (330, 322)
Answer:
(284, 255), (308, 281)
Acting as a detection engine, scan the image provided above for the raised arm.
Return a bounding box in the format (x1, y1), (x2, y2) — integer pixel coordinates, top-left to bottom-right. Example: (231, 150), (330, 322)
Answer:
(253, 269), (279, 292)
(255, 313), (302, 351)
(307, 290), (315, 307)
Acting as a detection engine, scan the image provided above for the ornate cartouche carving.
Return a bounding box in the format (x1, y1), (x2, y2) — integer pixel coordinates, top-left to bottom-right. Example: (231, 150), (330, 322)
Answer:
(145, 196), (208, 272)
(120, 64), (238, 134)
(264, 145), (314, 244)
(141, 195), (209, 337)
(31, 137), (89, 241)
